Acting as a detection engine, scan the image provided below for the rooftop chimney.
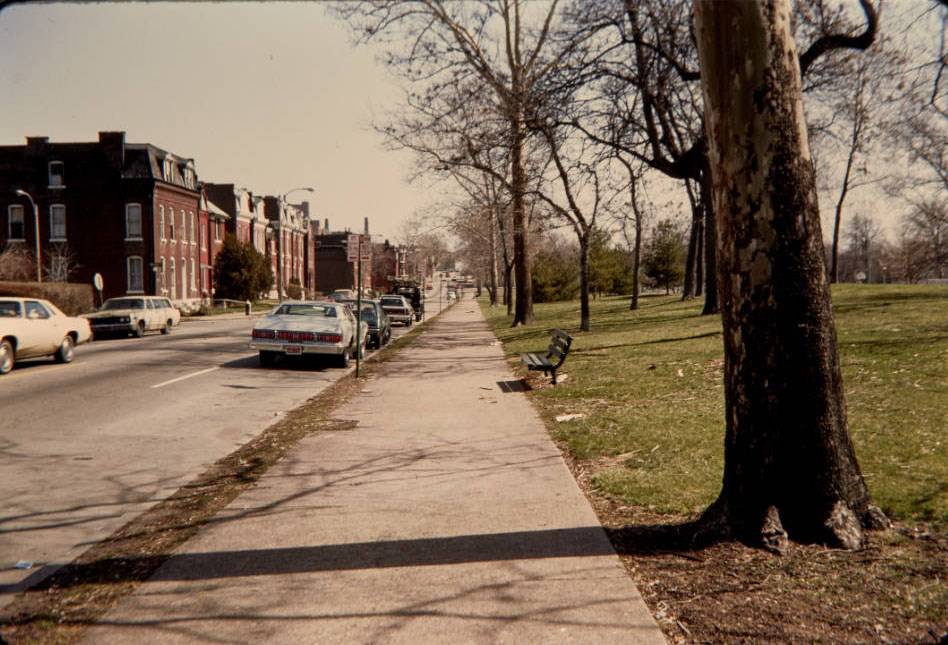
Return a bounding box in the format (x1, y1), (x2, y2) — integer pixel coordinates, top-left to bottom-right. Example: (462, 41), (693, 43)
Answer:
(98, 131), (126, 168)
(364, 217), (369, 236)
(26, 136), (49, 148)
(324, 218), (329, 232)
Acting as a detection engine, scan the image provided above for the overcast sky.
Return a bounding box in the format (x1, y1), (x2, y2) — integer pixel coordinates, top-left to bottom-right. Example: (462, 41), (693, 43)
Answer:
(0, 1), (436, 241)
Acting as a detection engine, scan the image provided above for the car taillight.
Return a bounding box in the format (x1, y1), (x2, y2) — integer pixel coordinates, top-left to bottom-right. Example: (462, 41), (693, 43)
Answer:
(275, 330), (316, 342)
(253, 329), (275, 339)
(318, 333), (342, 343)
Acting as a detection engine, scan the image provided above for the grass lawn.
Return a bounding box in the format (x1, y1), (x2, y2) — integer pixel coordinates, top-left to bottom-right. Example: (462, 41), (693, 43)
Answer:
(482, 284), (947, 643)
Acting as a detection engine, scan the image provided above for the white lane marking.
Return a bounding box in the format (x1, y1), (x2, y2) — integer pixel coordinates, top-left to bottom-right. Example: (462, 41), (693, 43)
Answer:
(151, 366), (220, 389)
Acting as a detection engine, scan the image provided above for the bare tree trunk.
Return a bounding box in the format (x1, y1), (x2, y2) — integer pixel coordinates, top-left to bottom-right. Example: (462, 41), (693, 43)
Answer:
(489, 215), (499, 306)
(831, 127), (859, 283)
(631, 214), (642, 310)
(695, 0), (883, 551)
(511, 114), (534, 326)
(695, 212), (705, 297)
(579, 232), (591, 331)
(505, 263), (514, 316)
(682, 181), (701, 300)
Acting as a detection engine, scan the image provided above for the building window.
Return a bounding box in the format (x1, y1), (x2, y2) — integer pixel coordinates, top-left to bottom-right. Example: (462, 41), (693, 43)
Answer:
(215, 220), (222, 241)
(189, 211), (195, 245)
(159, 205), (165, 240)
(50, 204), (66, 240)
(168, 207), (175, 240)
(48, 161), (65, 188)
(8, 205), (25, 240)
(180, 210), (186, 242)
(125, 203), (142, 240)
(190, 258), (196, 290)
(169, 258), (176, 299)
(127, 256), (144, 292)
(183, 167), (195, 189)
(200, 220), (206, 247)
(163, 157), (173, 182)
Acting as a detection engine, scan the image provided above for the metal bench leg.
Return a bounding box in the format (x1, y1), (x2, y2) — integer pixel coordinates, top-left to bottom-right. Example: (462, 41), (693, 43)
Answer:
(551, 368), (557, 385)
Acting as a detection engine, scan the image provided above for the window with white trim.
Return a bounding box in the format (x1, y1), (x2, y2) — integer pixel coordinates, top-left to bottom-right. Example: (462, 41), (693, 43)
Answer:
(127, 256), (144, 292)
(48, 161), (64, 188)
(180, 210), (186, 242)
(159, 205), (166, 240)
(163, 158), (173, 182)
(189, 211), (195, 245)
(8, 205), (25, 240)
(183, 167), (195, 189)
(200, 219), (206, 247)
(50, 204), (66, 240)
(168, 207), (175, 240)
(190, 258), (196, 290)
(125, 203), (142, 240)
(215, 220), (222, 241)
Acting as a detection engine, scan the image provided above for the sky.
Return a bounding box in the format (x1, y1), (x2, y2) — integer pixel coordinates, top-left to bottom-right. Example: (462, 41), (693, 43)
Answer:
(0, 1), (436, 241)
(0, 1), (939, 247)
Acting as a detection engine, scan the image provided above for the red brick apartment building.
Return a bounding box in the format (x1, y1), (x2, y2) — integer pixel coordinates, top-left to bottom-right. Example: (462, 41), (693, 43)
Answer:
(0, 131), (210, 307)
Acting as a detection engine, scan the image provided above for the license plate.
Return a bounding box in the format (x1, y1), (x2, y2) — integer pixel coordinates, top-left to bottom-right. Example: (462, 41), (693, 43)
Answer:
(283, 345), (303, 355)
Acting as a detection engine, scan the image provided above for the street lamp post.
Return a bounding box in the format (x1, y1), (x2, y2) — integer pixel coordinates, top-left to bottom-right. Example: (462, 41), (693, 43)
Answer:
(278, 187), (315, 301)
(14, 189), (41, 283)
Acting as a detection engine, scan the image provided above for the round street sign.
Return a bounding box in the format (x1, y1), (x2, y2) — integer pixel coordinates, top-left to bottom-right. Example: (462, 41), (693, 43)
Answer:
(93, 273), (104, 291)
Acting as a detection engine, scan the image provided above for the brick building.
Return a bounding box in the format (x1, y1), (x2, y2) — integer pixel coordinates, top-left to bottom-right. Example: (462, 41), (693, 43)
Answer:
(0, 131), (203, 306)
(263, 196), (315, 298)
(315, 229), (372, 294)
(198, 189), (230, 299)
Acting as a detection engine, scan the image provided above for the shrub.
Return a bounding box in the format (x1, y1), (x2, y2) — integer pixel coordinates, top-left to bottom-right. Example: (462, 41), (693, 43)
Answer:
(286, 278), (303, 300)
(0, 281), (94, 315)
(214, 235), (274, 301)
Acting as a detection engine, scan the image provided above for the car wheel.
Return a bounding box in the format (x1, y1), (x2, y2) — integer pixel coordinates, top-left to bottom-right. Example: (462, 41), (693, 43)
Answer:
(337, 347), (351, 368)
(259, 351), (277, 367)
(133, 321), (145, 338)
(0, 339), (14, 375)
(55, 335), (75, 363)
(161, 320), (172, 335)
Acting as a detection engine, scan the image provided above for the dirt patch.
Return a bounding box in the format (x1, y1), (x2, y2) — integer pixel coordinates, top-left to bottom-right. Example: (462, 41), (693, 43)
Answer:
(558, 448), (948, 644)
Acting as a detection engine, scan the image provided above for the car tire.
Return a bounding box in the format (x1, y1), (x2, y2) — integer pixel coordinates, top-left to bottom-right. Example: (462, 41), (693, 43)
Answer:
(133, 321), (145, 338)
(259, 351), (277, 367)
(161, 320), (172, 335)
(55, 335), (75, 363)
(337, 347), (351, 368)
(0, 339), (14, 375)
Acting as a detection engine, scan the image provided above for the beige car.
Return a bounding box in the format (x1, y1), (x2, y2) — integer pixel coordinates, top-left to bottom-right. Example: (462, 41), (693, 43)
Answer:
(0, 297), (93, 375)
(82, 296), (181, 338)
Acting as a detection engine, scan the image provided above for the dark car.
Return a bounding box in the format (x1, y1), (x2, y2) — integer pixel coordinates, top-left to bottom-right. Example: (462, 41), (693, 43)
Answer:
(340, 299), (391, 349)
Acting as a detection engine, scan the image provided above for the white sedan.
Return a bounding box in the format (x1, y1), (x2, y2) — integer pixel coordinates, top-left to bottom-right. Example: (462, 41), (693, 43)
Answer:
(0, 297), (93, 375)
(250, 301), (367, 368)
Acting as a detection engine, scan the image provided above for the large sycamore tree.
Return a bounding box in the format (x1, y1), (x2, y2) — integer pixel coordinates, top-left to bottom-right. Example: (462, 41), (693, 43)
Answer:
(693, 0), (886, 552)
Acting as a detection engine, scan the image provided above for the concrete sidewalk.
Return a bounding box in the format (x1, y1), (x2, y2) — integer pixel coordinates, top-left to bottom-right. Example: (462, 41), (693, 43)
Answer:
(85, 299), (665, 644)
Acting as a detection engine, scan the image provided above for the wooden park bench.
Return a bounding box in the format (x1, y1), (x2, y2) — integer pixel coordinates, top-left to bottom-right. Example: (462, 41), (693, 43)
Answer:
(521, 329), (573, 385)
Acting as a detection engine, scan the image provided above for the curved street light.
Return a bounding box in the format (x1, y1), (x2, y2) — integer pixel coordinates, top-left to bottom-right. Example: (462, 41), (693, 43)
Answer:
(278, 186), (315, 301)
(14, 189), (41, 283)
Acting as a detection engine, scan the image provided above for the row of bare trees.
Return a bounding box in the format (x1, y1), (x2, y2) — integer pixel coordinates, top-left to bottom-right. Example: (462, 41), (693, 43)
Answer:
(334, 0), (947, 550)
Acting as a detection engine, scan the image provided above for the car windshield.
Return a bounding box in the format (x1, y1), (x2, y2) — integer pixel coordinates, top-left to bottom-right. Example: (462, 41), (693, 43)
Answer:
(102, 298), (145, 310)
(273, 304), (337, 317)
(0, 301), (22, 317)
(360, 305), (378, 322)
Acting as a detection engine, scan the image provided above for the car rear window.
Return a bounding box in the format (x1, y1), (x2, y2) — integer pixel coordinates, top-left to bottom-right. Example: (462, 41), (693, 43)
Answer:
(103, 298), (145, 310)
(0, 301), (22, 317)
(274, 304), (338, 317)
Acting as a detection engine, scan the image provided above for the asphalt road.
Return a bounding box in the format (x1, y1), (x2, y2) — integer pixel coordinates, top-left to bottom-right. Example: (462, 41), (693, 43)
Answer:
(0, 288), (449, 606)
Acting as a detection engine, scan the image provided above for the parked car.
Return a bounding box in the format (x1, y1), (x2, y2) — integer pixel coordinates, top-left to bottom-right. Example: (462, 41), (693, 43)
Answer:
(0, 297), (93, 375)
(379, 295), (414, 326)
(328, 289), (355, 302)
(250, 301), (367, 367)
(82, 296), (180, 338)
(339, 299), (391, 349)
